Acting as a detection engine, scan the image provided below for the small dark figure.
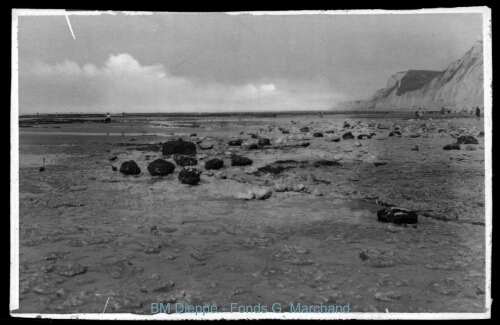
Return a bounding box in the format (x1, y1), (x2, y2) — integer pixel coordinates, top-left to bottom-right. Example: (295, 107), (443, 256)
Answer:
(39, 158), (45, 172)
(476, 107), (481, 117)
(111, 165), (117, 171)
(103, 112), (111, 123)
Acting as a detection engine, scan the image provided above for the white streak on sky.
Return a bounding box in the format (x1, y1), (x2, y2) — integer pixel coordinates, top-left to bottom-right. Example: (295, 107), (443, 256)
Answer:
(65, 14), (75, 39)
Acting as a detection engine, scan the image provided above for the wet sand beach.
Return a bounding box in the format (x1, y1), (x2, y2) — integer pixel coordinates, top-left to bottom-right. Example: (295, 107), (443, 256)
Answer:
(16, 113), (486, 314)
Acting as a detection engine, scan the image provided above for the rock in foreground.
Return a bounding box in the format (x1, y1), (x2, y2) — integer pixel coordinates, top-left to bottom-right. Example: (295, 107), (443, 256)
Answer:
(456, 135), (479, 144)
(205, 158), (224, 170)
(119, 161), (141, 175)
(147, 159), (175, 176)
(258, 138), (271, 146)
(162, 139), (197, 156)
(254, 188), (273, 200)
(198, 142), (214, 150)
(342, 132), (354, 140)
(178, 167), (202, 185)
(231, 155), (253, 166)
(443, 144), (461, 150)
(377, 207), (418, 224)
(173, 155), (198, 167)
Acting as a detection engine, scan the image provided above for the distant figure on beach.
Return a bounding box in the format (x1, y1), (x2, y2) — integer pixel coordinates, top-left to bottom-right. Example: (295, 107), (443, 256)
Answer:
(415, 108), (423, 117)
(440, 107), (445, 114)
(103, 112), (111, 123)
(476, 107), (481, 118)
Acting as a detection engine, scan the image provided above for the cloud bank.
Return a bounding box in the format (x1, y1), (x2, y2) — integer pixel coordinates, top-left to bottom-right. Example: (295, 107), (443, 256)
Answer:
(19, 53), (343, 114)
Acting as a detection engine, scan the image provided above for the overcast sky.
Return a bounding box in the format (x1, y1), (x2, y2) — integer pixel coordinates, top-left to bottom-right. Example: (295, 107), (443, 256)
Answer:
(16, 11), (483, 114)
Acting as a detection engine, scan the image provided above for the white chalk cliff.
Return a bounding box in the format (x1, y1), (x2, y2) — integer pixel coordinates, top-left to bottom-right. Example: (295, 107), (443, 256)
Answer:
(338, 41), (484, 110)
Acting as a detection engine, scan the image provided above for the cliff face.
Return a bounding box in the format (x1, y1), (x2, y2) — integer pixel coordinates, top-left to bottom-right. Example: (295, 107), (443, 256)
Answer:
(338, 41), (484, 110)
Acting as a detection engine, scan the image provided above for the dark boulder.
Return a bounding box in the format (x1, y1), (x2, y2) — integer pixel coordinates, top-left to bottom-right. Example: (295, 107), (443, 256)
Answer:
(343, 121), (350, 128)
(189, 133), (197, 137)
(478, 131), (484, 137)
(325, 130), (336, 134)
(377, 124), (389, 130)
(119, 160), (141, 175)
(281, 130), (290, 134)
(178, 167), (202, 185)
(377, 207), (418, 224)
(258, 138), (271, 146)
(231, 155), (253, 166)
(342, 132), (355, 140)
(173, 154), (197, 167)
(249, 133), (259, 139)
(389, 131), (402, 137)
(205, 158), (224, 170)
(162, 139), (197, 156)
(247, 143), (260, 150)
(456, 135), (479, 144)
(313, 132), (324, 138)
(443, 144), (461, 150)
(228, 139), (243, 146)
(147, 159), (175, 176)
(300, 127), (310, 132)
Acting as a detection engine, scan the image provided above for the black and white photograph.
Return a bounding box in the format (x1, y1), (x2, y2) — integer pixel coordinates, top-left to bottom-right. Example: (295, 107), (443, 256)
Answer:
(10, 8), (492, 320)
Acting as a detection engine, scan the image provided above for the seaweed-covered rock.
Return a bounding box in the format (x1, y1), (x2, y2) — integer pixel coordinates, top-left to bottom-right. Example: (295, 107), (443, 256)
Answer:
(300, 127), (310, 132)
(377, 124), (389, 130)
(231, 155), (253, 166)
(178, 167), (202, 185)
(173, 155), (198, 167)
(313, 132), (324, 138)
(377, 207), (418, 224)
(162, 139), (197, 156)
(205, 158), (224, 170)
(456, 135), (479, 144)
(228, 139), (243, 146)
(147, 159), (175, 176)
(247, 143), (260, 150)
(119, 160), (141, 175)
(342, 132), (355, 140)
(258, 138), (271, 146)
(443, 143), (461, 150)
